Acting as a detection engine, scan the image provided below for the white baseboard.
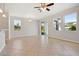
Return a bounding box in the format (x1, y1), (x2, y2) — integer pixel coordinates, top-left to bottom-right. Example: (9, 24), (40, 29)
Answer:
(48, 36), (79, 44)
(10, 35), (38, 39)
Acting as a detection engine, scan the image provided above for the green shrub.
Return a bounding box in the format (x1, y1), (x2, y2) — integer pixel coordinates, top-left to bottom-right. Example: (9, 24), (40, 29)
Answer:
(69, 25), (76, 31)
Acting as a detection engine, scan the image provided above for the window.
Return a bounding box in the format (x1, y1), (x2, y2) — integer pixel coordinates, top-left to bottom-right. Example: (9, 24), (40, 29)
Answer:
(14, 19), (21, 31)
(53, 17), (61, 31)
(64, 12), (77, 31)
(41, 22), (45, 35)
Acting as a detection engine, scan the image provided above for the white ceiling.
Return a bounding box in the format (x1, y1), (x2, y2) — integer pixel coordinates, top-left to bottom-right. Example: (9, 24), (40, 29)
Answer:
(4, 3), (79, 19)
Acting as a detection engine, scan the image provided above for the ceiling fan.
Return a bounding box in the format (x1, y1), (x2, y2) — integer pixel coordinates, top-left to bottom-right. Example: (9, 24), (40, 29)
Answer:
(34, 3), (54, 12)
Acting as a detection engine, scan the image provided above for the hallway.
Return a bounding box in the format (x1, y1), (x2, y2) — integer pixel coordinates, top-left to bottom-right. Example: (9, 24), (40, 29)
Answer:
(0, 36), (79, 56)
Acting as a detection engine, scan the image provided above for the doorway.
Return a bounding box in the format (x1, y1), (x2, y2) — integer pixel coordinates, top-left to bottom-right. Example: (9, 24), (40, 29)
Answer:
(40, 21), (48, 47)
(40, 22), (48, 36)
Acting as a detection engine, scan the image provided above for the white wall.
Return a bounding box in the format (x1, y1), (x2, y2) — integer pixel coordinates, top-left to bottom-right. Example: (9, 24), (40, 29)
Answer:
(0, 31), (5, 52)
(0, 13), (9, 40)
(10, 16), (38, 39)
(45, 6), (79, 43)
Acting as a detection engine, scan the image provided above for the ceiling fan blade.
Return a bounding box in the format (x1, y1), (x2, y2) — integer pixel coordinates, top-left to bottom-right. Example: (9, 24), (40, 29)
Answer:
(34, 7), (40, 8)
(46, 8), (50, 11)
(47, 3), (54, 7)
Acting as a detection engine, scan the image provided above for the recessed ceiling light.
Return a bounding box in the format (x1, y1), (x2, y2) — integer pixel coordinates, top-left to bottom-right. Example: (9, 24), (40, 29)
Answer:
(2, 14), (6, 17)
(0, 9), (3, 13)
